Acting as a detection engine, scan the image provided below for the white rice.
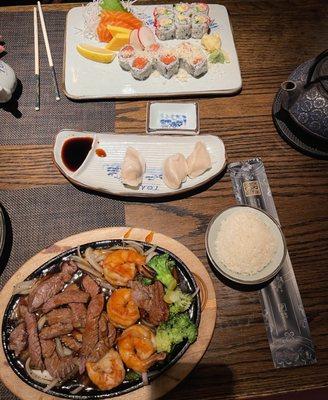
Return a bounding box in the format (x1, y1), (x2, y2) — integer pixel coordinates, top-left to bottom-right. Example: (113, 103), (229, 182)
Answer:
(215, 209), (277, 275)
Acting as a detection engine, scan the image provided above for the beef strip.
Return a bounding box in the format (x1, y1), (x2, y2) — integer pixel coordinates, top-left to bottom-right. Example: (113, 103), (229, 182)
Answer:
(42, 284), (90, 313)
(81, 293), (104, 357)
(41, 339), (79, 380)
(9, 322), (27, 357)
(69, 303), (87, 328)
(98, 312), (116, 349)
(82, 275), (100, 297)
(39, 322), (73, 339)
(21, 305), (44, 370)
(46, 308), (72, 326)
(131, 280), (169, 325)
(61, 335), (82, 352)
(27, 261), (77, 312)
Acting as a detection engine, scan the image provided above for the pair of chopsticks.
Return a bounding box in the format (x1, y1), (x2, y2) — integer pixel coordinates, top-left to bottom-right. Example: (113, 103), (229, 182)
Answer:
(34, 1), (60, 111)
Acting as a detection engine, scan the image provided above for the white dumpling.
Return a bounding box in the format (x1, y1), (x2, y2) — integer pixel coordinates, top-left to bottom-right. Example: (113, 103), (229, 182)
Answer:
(121, 147), (146, 187)
(162, 153), (188, 190)
(187, 141), (212, 178)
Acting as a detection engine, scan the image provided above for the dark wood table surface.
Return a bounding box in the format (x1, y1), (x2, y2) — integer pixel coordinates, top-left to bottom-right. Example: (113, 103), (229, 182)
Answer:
(1, 1), (328, 399)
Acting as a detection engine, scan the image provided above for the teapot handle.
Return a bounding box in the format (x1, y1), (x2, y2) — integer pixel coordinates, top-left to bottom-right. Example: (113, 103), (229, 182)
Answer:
(305, 48), (328, 88)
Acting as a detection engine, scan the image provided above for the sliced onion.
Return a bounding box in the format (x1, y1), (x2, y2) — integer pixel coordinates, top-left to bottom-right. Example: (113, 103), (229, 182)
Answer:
(77, 245), (82, 259)
(43, 378), (60, 393)
(142, 372), (149, 386)
(12, 279), (37, 295)
(94, 277), (115, 291)
(146, 251), (158, 264)
(37, 315), (47, 331)
(70, 255), (90, 267)
(84, 247), (103, 273)
(73, 261), (103, 279)
(124, 240), (144, 253)
(191, 287), (200, 298)
(70, 385), (85, 394)
(55, 337), (66, 358)
(25, 358), (54, 385)
(63, 346), (73, 356)
(141, 319), (156, 329)
(144, 245), (157, 256)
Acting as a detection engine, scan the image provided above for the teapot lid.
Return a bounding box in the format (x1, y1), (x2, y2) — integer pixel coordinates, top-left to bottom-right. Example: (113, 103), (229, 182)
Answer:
(273, 50), (328, 159)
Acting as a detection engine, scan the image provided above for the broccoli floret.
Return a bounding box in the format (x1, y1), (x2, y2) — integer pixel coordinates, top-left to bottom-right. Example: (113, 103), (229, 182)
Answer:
(155, 313), (197, 353)
(164, 287), (193, 315)
(125, 370), (141, 381)
(138, 276), (153, 286)
(147, 254), (177, 290)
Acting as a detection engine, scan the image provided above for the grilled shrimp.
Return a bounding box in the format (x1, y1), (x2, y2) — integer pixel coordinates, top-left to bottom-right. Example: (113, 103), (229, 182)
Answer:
(103, 249), (146, 286)
(86, 348), (125, 391)
(117, 324), (166, 373)
(107, 288), (140, 329)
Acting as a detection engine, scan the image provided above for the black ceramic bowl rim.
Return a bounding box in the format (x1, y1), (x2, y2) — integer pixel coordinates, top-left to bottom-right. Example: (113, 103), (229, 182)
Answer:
(205, 205), (287, 285)
(2, 239), (201, 400)
(0, 207), (5, 260)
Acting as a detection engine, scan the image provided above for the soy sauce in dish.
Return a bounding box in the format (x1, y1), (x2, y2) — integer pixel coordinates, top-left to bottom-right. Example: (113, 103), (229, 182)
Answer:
(61, 137), (93, 172)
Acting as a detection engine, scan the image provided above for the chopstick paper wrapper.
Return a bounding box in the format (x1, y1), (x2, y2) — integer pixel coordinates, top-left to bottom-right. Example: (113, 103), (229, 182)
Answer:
(228, 158), (316, 368)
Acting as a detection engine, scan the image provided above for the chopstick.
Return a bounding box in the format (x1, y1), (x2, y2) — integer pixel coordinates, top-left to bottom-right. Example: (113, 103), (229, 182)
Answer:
(33, 7), (40, 111)
(37, 1), (60, 101)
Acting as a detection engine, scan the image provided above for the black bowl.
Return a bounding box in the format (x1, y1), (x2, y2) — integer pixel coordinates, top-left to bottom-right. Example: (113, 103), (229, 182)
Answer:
(2, 239), (200, 399)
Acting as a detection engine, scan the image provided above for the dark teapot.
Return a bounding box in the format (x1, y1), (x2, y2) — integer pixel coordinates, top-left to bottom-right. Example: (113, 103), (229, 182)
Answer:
(273, 49), (328, 158)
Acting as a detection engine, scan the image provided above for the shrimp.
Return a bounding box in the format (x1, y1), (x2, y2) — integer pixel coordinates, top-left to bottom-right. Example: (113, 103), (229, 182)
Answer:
(117, 324), (166, 373)
(107, 288), (140, 329)
(103, 249), (146, 286)
(86, 348), (125, 391)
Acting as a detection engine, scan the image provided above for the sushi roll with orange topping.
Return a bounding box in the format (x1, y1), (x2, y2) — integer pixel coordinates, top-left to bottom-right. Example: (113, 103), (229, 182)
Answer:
(130, 56), (153, 80)
(191, 14), (210, 39)
(183, 52), (208, 78)
(118, 45), (136, 71)
(157, 51), (180, 79)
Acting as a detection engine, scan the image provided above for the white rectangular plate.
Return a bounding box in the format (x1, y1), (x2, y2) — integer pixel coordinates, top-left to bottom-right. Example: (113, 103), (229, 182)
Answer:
(64, 4), (242, 99)
(53, 130), (226, 197)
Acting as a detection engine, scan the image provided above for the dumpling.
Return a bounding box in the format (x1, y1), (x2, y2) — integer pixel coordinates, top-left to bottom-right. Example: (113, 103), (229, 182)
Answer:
(162, 153), (188, 189)
(121, 147), (146, 187)
(187, 141), (211, 178)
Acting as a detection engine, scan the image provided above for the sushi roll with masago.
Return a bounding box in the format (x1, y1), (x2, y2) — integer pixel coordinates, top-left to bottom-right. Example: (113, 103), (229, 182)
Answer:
(118, 45), (136, 71)
(175, 13), (192, 40)
(191, 14), (210, 39)
(155, 16), (176, 41)
(157, 51), (180, 79)
(130, 56), (153, 80)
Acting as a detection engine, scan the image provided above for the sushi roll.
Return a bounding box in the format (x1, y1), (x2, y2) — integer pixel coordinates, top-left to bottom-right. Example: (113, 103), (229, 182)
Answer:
(191, 14), (210, 39)
(155, 16), (175, 41)
(145, 43), (162, 66)
(192, 3), (209, 15)
(175, 13), (192, 40)
(153, 5), (174, 19)
(183, 52), (208, 78)
(157, 51), (180, 79)
(174, 2), (192, 16)
(118, 45), (136, 71)
(130, 56), (153, 80)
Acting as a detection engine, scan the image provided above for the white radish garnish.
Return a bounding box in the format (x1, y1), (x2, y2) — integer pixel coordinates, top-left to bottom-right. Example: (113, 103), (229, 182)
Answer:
(137, 26), (157, 48)
(130, 28), (143, 50)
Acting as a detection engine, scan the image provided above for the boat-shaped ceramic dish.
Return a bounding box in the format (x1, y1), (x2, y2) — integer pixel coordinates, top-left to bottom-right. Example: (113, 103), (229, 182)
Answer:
(64, 4), (242, 99)
(53, 130), (227, 197)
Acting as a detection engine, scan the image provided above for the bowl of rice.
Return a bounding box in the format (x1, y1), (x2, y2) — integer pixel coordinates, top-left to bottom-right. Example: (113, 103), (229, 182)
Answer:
(205, 205), (287, 285)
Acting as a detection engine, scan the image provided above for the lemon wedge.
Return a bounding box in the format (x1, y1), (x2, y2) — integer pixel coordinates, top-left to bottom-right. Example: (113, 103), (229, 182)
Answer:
(76, 43), (116, 63)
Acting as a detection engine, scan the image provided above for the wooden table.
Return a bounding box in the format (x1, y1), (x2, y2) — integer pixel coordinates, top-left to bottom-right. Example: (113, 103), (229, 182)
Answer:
(1, 1), (328, 399)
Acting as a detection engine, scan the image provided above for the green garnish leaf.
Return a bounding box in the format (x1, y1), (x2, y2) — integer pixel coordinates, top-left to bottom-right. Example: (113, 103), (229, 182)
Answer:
(100, 0), (125, 12)
(125, 370), (141, 381)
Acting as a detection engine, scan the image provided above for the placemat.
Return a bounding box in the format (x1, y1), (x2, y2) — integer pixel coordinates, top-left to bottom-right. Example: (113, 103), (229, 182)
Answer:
(0, 11), (115, 145)
(0, 183), (125, 398)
